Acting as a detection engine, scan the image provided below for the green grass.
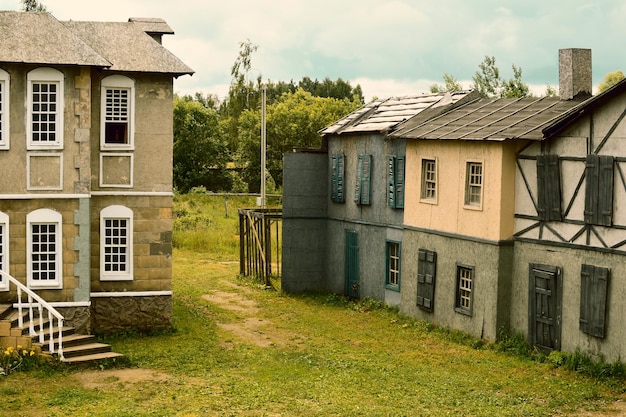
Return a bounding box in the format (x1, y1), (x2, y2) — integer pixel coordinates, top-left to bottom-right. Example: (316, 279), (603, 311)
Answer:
(0, 194), (624, 416)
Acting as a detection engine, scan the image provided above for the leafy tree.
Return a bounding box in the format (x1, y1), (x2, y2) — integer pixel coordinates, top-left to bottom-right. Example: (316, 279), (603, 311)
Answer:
(598, 70), (625, 93)
(544, 85), (558, 97)
(173, 96), (231, 193)
(21, 0), (47, 11)
(430, 74), (462, 93)
(471, 56), (530, 98)
(237, 89), (362, 192)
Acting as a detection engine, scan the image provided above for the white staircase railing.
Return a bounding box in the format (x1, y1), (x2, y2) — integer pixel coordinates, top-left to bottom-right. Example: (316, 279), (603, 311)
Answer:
(0, 270), (65, 360)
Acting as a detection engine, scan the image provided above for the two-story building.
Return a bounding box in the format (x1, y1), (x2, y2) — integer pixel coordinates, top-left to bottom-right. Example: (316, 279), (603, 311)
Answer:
(283, 49), (626, 361)
(0, 11), (192, 334)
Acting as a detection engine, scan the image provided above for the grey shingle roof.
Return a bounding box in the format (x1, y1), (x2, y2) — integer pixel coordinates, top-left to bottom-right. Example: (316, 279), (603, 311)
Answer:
(321, 90), (473, 136)
(63, 20), (193, 76)
(0, 11), (110, 67)
(390, 95), (588, 142)
(0, 11), (193, 76)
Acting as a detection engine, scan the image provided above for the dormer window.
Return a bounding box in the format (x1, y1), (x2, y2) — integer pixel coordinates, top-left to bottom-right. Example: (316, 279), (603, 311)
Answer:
(101, 75), (135, 150)
(27, 68), (64, 150)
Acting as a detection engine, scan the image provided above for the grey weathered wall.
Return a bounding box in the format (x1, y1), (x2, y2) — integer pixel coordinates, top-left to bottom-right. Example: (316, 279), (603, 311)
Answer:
(281, 151), (328, 292)
(400, 229), (513, 341)
(91, 295), (172, 333)
(512, 241), (626, 362)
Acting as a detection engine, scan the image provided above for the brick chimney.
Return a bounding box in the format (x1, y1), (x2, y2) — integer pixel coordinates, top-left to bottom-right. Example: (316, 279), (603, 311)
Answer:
(559, 48), (592, 100)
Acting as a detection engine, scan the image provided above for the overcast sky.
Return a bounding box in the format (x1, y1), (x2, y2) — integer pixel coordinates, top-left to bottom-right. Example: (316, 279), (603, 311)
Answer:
(2, 0), (625, 101)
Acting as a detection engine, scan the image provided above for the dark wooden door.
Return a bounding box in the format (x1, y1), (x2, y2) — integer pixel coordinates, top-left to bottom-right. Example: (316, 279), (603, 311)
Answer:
(529, 264), (562, 351)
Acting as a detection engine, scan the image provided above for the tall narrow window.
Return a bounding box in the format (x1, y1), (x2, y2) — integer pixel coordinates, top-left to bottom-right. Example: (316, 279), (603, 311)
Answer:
(354, 154), (372, 205)
(0, 211), (9, 291)
(584, 154), (614, 226)
(464, 161), (483, 208)
(385, 241), (400, 291)
(455, 264), (474, 315)
(101, 75), (135, 149)
(100, 205), (133, 281)
(537, 154), (562, 221)
(421, 158), (437, 201)
(27, 68), (64, 150)
(331, 153), (345, 203)
(387, 156), (405, 208)
(0, 68), (10, 149)
(27, 209), (62, 289)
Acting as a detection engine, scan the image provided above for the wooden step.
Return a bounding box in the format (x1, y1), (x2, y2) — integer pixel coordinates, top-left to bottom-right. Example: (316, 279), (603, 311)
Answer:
(0, 304), (13, 319)
(61, 342), (113, 359)
(62, 351), (124, 364)
(40, 334), (96, 351)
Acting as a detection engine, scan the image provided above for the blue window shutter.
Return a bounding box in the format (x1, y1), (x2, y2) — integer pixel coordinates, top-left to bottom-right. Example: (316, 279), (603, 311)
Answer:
(585, 155), (613, 225)
(354, 155), (363, 203)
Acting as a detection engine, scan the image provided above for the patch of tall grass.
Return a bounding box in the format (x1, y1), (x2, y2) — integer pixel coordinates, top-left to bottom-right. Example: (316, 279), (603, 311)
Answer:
(173, 193), (274, 260)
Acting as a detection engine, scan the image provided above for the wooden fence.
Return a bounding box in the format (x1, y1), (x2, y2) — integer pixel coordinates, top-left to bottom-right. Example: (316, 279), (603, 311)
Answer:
(238, 208), (282, 287)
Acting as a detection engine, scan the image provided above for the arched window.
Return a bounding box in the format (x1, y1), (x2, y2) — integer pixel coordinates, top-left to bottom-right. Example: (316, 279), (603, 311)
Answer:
(27, 209), (62, 289)
(100, 205), (133, 281)
(27, 68), (64, 150)
(100, 75), (135, 149)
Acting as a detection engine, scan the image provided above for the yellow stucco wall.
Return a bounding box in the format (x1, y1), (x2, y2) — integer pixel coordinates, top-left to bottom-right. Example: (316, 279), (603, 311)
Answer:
(404, 139), (518, 241)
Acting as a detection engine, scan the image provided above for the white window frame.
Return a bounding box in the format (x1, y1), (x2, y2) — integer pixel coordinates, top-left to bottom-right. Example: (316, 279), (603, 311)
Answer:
(27, 68), (64, 150)
(100, 75), (135, 150)
(464, 160), (484, 210)
(0, 211), (9, 291)
(100, 205), (133, 281)
(27, 209), (63, 289)
(0, 68), (10, 150)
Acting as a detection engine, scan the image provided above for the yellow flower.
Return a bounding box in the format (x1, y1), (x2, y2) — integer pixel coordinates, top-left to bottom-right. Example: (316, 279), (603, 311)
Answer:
(30, 351), (35, 356)
(16, 345), (22, 350)
(22, 350), (28, 356)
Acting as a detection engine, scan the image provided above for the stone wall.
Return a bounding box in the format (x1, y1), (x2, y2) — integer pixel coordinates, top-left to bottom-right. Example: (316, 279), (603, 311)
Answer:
(91, 295), (172, 333)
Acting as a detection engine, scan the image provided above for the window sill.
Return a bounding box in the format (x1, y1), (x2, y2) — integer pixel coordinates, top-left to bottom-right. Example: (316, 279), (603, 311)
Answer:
(420, 198), (438, 205)
(454, 307), (472, 316)
(385, 284), (400, 292)
(463, 204), (483, 212)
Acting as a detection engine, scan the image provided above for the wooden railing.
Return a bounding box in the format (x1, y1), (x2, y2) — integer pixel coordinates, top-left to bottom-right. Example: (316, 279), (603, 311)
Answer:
(0, 271), (64, 360)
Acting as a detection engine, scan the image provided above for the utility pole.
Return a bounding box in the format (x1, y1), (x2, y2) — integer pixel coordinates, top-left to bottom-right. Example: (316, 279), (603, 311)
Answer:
(260, 84), (266, 209)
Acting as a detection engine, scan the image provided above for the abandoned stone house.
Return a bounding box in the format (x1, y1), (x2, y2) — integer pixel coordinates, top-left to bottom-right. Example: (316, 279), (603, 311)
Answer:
(0, 11), (193, 335)
(283, 48), (626, 361)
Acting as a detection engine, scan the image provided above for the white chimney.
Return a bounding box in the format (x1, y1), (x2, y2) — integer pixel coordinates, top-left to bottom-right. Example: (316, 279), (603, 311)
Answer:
(559, 48), (592, 100)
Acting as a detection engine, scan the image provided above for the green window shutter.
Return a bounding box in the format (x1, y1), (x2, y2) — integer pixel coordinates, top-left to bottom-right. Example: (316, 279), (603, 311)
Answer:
(361, 155), (372, 205)
(354, 154), (372, 205)
(354, 155), (363, 204)
(585, 155), (614, 225)
(396, 157), (405, 209)
(537, 154), (562, 221)
(417, 249), (437, 312)
(580, 264), (609, 338)
(387, 156), (396, 208)
(331, 154), (345, 203)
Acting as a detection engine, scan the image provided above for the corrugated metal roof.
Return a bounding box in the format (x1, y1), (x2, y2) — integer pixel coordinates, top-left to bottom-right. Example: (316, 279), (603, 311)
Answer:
(0, 11), (110, 67)
(63, 20), (194, 75)
(0, 11), (193, 75)
(320, 90), (472, 136)
(390, 95), (588, 141)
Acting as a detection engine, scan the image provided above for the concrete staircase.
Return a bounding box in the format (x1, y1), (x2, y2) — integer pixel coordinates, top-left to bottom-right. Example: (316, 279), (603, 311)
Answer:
(0, 304), (124, 364)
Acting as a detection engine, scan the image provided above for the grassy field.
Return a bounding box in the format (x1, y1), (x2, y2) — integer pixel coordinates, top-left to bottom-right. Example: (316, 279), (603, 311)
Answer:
(0, 194), (625, 416)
